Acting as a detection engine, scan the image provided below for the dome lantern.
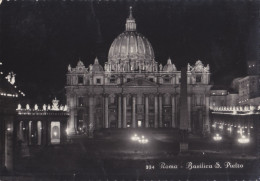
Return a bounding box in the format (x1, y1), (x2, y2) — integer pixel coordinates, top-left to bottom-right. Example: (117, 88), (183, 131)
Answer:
(167, 57), (172, 65)
(163, 57), (177, 72)
(125, 6), (136, 31)
(92, 57), (104, 72)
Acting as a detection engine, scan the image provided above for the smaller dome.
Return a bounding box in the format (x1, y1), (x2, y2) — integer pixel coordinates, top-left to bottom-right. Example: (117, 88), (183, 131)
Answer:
(163, 57), (177, 72)
(92, 57), (103, 72)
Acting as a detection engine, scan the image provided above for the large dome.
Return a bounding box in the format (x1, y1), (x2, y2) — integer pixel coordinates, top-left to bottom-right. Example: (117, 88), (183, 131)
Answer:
(108, 7), (155, 64)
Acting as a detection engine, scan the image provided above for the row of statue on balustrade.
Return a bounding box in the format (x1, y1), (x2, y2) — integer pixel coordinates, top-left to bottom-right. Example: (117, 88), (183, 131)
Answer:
(104, 60), (159, 72)
(69, 59), (210, 73)
(16, 98), (68, 112)
(212, 105), (260, 112)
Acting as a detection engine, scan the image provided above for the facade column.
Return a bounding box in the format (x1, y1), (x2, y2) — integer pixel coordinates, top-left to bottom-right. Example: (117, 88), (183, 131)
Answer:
(145, 95), (149, 128)
(68, 94), (76, 135)
(188, 94), (191, 131)
(88, 95), (94, 138)
(122, 94), (127, 128)
(104, 94), (109, 128)
(46, 120), (50, 145)
(5, 115), (14, 171)
(117, 95), (122, 128)
(154, 94), (158, 128)
(132, 95), (136, 128)
(171, 94), (176, 128)
(159, 94), (163, 127)
(204, 95), (210, 134)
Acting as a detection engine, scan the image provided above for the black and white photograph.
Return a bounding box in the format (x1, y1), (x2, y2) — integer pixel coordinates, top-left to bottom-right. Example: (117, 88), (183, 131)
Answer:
(0, 0), (259, 180)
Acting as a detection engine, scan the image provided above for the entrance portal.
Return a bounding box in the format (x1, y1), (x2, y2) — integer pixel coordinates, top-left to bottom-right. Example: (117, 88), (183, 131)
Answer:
(137, 120), (143, 128)
(51, 122), (60, 144)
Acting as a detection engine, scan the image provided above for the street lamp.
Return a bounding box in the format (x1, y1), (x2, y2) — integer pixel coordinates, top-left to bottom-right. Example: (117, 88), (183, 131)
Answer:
(238, 135), (250, 157)
(131, 134), (140, 154)
(131, 134), (140, 141)
(131, 134), (149, 155)
(213, 133), (222, 152)
(138, 135), (149, 155)
(138, 135), (148, 144)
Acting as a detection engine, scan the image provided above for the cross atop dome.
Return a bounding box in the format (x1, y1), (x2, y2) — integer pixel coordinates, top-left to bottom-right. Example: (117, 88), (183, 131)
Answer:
(125, 6), (136, 31)
(129, 6), (133, 19)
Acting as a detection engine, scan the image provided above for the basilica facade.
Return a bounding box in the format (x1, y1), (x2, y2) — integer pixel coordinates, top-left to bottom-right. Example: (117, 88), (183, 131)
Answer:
(65, 7), (211, 136)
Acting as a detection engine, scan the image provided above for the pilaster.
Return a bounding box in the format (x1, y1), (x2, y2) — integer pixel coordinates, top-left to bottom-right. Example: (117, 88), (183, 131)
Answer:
(117, 95), (122, 128)
(132, 94), (136, 128)
(187, 94), (191, 131)
(145, 94), (149, 128)
(154, 94), (158, 128)
(88, 94), (94, 138)
(104, 94), (109, 128)
(122, 94), (127, 128)
(171, 94), (176, 128)
(204, 94), (210, 134)
(159, 94), (163, 127)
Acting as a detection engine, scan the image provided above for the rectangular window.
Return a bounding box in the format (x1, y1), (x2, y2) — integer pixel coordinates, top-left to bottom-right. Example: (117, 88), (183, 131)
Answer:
(196, 75), (201, 83)
(127, 78), (131, 82)
(149, 78), (154, 82)
(96, 78), (101, 84)
(110, 78), (116, 83)
(78, 76), (83, 84)
(78, 97), (84, 106)
(196, 96), (200, 106)
(164, 78), (170, 83)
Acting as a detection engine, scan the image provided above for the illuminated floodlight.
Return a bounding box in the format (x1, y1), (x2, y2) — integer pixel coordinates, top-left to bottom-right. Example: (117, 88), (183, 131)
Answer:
(66, 128), (69, 135)
(138, 135), (148, 144)
(213, 133), (222, 141)
(139, 138), (148, 144)
(238, 135), (250, 144)
(131, 134), (140, 141)
(237, 128), (243, 135)
(227, 127), (232, 132)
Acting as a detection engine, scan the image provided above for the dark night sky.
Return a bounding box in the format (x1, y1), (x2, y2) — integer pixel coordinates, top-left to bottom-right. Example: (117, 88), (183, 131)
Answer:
(0, 0), (258, 103)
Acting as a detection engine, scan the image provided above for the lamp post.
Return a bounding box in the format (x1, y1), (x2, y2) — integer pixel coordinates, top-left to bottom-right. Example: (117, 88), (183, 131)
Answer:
(131, 134), (140, 153)
(131, 134), (140, 141)
(131, 134), (148, 155)
(213, 133), (222, 152)
(237, 135), (250, 157)
(138, 135), (148, 155)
